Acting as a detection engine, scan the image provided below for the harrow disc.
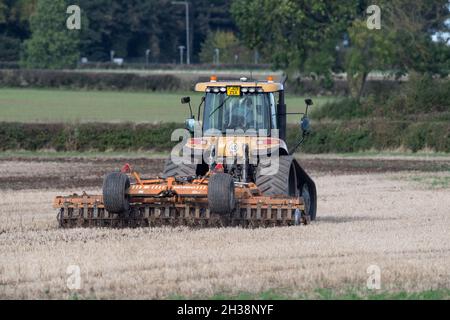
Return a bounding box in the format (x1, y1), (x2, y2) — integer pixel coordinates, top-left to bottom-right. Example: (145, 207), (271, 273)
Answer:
(54, 194), (310, 229)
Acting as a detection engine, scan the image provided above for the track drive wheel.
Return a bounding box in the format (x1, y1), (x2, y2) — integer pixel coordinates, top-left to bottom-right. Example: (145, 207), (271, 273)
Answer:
(300, 183), (314, 220)
(255, 155), (298, 196)
(256, 155), (317, 221)
(102, 172), (130, 214)
(208, 173), (236, 215)
(162, 158), (197, 178)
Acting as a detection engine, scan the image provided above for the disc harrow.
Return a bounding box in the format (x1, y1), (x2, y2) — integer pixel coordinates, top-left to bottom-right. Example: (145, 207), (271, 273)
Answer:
(54, 189), (310, 228)
(53, 164), (310, 228)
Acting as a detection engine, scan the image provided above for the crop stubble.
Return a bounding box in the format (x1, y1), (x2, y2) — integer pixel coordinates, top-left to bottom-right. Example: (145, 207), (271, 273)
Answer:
(0, 159), (449, 299)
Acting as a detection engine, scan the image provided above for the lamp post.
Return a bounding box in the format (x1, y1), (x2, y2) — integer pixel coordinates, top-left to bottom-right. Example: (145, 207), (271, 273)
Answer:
(171, 1), (190, 65)
(178, 45), (185, 64)
(214, 48), (220, 65)
(254, 50), (259, 64)
(145, 49), (151, 66)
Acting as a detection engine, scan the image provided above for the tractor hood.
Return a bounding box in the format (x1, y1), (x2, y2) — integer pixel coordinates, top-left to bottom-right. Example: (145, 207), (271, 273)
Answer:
(185, 136), (288, 158)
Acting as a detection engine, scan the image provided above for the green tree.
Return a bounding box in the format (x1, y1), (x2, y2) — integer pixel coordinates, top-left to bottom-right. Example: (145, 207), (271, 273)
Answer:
(74, 0), (236, 63)
(199, 30), (253, 64)
(232, 0), (450, 99)
(0, 0), (37, 61)
(21, 0), (80, 69)
(345, 0), (450, 100)
(231, 0), (363, 76)
(345, 19), (396, 101)
(0, 0), (6, 23)
(381, 0), (450, 76)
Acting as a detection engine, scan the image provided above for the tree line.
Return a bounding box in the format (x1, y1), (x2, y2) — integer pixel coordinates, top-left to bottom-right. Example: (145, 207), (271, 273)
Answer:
(0, 0), (238, 63)
(0, 0), (449, 100)
(232, 0), (450, 100)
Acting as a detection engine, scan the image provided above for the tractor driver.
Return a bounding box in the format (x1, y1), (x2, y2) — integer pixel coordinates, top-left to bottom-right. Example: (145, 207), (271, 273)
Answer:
(227, 96), (254, 130)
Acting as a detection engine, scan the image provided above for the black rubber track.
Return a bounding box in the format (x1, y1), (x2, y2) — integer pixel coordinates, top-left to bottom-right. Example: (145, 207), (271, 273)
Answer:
(162, 158), (197, 178)
(102, 172), (130, 213)
(256, 155), (317, 220)
(255, 155), (297, 196)
(207, 173), (236, 215)
(294, 162), (317, 221)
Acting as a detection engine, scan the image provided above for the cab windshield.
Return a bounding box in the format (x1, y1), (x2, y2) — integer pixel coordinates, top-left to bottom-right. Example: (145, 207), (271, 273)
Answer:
(202, 92), (275, 133)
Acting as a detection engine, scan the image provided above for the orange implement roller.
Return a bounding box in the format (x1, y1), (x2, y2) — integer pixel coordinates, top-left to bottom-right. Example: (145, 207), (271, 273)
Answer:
(53, 170), (310, 228)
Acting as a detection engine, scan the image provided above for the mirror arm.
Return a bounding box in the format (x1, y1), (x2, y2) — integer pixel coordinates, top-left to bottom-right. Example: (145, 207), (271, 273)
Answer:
(305, 105), (310, 116)
(188, 102), (194, 119)
(197, 97), (205, 121)
(289, 135), (306, 155)
(289, 121), (310, 155)
(277, 112), (305, 116)
(288, 98), (314, 155)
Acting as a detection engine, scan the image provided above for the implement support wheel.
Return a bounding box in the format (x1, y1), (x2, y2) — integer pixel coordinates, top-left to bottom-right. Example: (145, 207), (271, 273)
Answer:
(102, 172), (130, 214)
(208, 173), (236, 215)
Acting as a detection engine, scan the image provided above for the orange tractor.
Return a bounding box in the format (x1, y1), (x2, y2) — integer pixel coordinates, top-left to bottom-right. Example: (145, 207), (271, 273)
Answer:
(53, 77), (317, 228)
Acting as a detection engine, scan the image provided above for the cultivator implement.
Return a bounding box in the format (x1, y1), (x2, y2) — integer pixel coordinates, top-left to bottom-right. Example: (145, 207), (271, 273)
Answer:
(52, 77), (321, 228)
(53, 173), (310, 229)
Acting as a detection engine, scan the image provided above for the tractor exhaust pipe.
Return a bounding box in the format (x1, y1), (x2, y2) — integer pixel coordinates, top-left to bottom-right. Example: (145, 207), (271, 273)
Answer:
(278, 90), (287, 141)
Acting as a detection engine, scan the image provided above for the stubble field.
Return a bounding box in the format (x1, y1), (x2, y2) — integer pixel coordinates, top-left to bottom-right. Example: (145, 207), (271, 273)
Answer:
(0, 156), (449, 299)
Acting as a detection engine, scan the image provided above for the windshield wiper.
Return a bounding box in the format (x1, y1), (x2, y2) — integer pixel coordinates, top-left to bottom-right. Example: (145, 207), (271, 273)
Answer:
(208, 96), (232, 118)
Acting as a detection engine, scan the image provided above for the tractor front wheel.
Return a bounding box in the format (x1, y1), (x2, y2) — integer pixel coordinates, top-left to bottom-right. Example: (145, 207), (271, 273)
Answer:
(162, 158), (197, 178)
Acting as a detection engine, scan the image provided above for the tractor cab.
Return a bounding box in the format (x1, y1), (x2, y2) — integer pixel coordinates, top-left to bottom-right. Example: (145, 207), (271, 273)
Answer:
(200, 79), (280, 133)
(184, 76), (287, 140)
(181, 76), (315, 164)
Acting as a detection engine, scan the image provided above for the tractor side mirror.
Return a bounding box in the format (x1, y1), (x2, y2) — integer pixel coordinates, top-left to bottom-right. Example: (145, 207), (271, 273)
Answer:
(185, 118), (196, 133)
(304, 98), (313, 117)
(181, 96), (191, 104)
(181, 96), (194, 119)
(288, 100), (313, 155)
(300, 116), (311, 135)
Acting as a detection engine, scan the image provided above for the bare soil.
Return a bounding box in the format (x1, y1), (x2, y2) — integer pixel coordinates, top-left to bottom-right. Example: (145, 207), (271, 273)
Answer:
(0, 156), (448, 190)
